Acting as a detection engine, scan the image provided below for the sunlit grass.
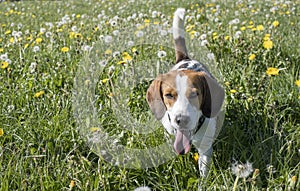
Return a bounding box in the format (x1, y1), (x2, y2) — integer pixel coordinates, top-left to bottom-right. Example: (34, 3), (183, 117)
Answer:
(0, 0), (299, 190)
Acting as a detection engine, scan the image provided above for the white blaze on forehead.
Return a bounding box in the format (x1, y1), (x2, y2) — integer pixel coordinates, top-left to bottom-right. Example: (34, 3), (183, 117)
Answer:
(175, 74), (188, 102)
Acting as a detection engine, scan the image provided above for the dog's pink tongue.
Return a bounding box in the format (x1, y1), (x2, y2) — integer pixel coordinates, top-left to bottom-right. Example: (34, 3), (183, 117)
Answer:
(174, 130), (191, 155)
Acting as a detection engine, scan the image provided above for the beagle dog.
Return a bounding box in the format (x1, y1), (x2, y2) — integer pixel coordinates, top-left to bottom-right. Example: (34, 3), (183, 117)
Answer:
(146, 8), (225, 177)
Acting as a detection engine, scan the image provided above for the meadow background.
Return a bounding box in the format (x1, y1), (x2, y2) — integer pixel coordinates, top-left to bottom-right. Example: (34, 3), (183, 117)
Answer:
(0, 0), (300, 190)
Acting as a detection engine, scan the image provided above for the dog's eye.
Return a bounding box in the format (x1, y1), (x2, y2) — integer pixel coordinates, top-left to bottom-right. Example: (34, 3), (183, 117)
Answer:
(189, 91), (199, 98)
(164, 93), (174, 99)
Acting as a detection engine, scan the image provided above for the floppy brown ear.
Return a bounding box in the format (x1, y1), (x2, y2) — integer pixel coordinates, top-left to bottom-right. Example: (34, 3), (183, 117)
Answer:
(146, 78), (166, 120)
(199, 74), (225, 118)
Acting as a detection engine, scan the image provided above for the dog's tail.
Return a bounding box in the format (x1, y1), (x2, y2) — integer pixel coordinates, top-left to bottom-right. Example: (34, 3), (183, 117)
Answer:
(173, 8), (189, 63)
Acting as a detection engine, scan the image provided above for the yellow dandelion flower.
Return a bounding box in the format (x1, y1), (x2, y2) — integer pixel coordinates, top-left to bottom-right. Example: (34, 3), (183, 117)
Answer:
(266, 67), (279, 76)
(122, 52), (132, 62)
(0, 48), (4, 52)
(230, 89), (237, 94)
(9, 37), (14, 43)
(257, 25), (264, 31)
(225, 35), (231, 41)
(263, 40), (273, 49)
(35, 38), (43, 43)
(90, 127), (100, 132)
(5, 30), (11, 35)
(69, 31), (75, 39)
(101, 78), (109, 83)
(131, 47), (137, 53)
(272, 20), (279, 27)
(144, 19), (150, 23)
(34, 90), (45, 98)
(105, 49), (112, 55)
(76, 14), (81, 18)
(295, 80), (300, 87)
(117, 60), (126, 65)
(224, 81), (230, 86)
(240, 26), (246, 31)
(193, 153), (199, 162)
(249, 54), (256, 61)
(153, 21), (160, 25)
(0, 128), (4, 137)
(1, 61), (9, 69)
(69, 180), (76, 189)
(61, 47), (69, 52)
(298, 95), (300, 100)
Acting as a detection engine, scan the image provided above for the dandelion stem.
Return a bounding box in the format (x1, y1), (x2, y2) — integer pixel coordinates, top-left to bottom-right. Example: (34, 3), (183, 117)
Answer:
(233, 174), (239, 191)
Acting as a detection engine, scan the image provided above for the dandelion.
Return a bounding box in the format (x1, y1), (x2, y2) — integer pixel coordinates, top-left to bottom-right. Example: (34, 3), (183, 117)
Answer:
(33, 46), (40, 52)
(230, 89), (237, 94)
(207, 52), (215, 61)
(105, 49), (112, 55)
(157, 50), (167, 58)
(122, 52), (132, 62)
(295, 80), (300, 87)
(134, 186), (151, 191)
(1, 61), (9, 69)
(266, 67), (279, 76)
(231, 161), (253, 178)
(34, 90), (45, 98)
(263, 40), (273, 49)
(61, 47), (69, 52)
(0, 48), (3, 52)
(257, 25), (264, 31)
(90, 127), (100, 132)
(248, 54), (256, 61)
(193, 153), (199, 162)
(263, 34), (271, 41)
(135, 30), (144, 38)
(272, 20), (279, 27)
(35, 38), (43, 43)
(101, 78), (109, 83)
(104, 35), (113, 44)
(69, 180), (76, 189)
(0, 128), (4, 137)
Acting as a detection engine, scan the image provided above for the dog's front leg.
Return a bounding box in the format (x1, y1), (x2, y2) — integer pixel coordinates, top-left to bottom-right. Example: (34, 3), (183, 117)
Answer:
(198, 147), (213, 177)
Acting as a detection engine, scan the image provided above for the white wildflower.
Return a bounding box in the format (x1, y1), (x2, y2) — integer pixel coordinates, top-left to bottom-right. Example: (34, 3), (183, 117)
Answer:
(112, 30), (120, 36)
(200, 40), (208, 46)
(0, 53), (8, 61)
(160, 29), (168, 36)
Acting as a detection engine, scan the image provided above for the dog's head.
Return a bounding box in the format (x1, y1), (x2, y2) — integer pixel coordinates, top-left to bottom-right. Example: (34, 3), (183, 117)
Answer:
(146, 69), (224, 155)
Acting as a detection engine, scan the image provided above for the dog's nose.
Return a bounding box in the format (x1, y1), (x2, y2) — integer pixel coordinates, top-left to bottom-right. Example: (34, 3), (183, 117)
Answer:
(175, 114), (190, 126)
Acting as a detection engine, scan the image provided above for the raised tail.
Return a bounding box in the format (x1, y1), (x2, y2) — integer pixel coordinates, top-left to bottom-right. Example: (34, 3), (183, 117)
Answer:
(173, 8), (189, 63)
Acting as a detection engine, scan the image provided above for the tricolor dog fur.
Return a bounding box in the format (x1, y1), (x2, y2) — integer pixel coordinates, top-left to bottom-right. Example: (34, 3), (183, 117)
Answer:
(146, 8), (225, 177)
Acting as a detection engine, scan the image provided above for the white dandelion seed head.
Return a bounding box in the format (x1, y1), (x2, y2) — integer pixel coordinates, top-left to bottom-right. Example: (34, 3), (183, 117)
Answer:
(112, 51), (120, 58)
(234, 31), (242, 39)
(17, 23), (23, 29)
(82, 45), (92, 52)
(207, 52), (215, 61)
(201, 40), (209, 47)
(40, 27), (46, 33)
(12, 30), (18, 37)
(229, 18), (240, 25)
(99, 60), (107, 67)
(134, 186), (151, 191)
(157, 50), (167, 58)
(200, 33), (207, 40)
(110, 20), (117, 27)
(127, 41), (134, 47)
(0, 53), (8, 61)
(45, 31), (52, 38)
(152, 10), (158, 18)
(231, 161), (253, 178)
(112, 30), (120, 36)
(160, 29), (168, 36)
(71, 25), (78, 32)
(104, 35), (113, 44)
(136, 30), (144, 38)
(29, 62), (37, 73)
(33, 46), (40, 52)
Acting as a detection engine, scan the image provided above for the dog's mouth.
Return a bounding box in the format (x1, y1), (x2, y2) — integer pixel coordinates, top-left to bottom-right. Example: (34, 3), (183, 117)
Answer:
(174, 130), (191, 155)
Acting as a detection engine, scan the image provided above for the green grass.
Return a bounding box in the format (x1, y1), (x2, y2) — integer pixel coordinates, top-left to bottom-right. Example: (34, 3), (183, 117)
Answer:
(0, 0), (300, 190)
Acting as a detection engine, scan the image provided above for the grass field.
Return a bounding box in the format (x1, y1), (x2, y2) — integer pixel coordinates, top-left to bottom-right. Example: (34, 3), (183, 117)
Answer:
(0, 0), (300, 190)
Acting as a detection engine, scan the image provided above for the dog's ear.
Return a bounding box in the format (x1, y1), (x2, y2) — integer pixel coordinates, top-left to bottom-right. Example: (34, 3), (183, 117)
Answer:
(198, 73), (225, 118)
(146, 78), (166, 120)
